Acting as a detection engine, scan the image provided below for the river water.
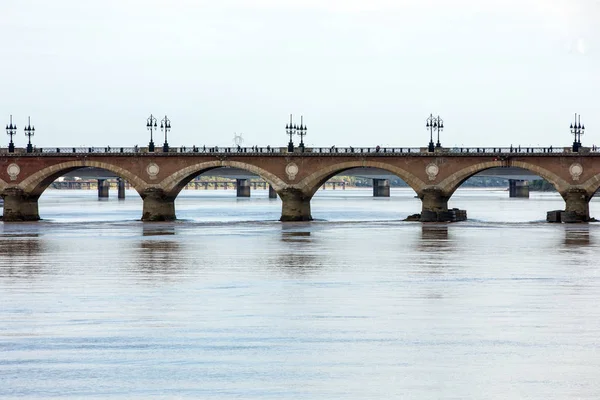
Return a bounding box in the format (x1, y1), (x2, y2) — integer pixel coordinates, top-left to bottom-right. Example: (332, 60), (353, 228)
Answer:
(1, 188), (599, 399)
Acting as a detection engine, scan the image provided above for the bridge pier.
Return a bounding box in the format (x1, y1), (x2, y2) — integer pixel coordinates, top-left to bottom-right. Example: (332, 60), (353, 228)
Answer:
(236, 179), (251, 197)
(373, 178), (390, 197)
(509, 179), (529, 198)
(269, 184), (278, 199)
(141, 188), (176, 221)
(418, 188), (467, 222)
(563, 189), (590, 223)
(279, 188), (312, 221)
(1, 188), (40, 221)
(117, 178), (126, 200)
(97, 179), (109, 198)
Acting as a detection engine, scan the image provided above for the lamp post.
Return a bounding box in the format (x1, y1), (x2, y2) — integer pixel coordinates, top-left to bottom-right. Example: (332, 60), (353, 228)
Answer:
(435, 116), (443, 148)
(286, 114), (296, 152)
(570, 113), (585, 152)
(297, 116), (307, 152)
(425, 114), (437, 153)
(147, 114), (157, 152)
(161, 115), (171, 153)
(24, 116), (35, 153)
(6, 115), (16, 153)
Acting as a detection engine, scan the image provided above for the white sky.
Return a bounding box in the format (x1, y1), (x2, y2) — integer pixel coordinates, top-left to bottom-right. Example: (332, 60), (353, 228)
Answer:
(0, 0), (598, 147)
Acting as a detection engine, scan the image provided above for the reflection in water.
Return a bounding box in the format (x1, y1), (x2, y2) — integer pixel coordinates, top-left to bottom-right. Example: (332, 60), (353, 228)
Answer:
(564, 226), (591, 247)
(277, 230), (322, 275)
(142, 225), (176, 237)
(419, 225), (450, 250)
(0, 237), (45, 279)
(135, 239), (183, 276)
(281, 230), (311, 243)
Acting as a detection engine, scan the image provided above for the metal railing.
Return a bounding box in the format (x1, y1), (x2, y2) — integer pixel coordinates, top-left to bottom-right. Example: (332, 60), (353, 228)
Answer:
(0, 146), (598, 155)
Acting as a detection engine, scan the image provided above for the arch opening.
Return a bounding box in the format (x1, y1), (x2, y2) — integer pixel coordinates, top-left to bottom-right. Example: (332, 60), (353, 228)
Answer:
(296, 161), (426, 198)
(159, 161), (287, 197)
(18, 161), (147, 198)
(439, 161), (569, 197)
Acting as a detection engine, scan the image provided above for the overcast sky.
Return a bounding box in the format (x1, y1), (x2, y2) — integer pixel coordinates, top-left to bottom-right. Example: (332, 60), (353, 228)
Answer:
(0, 0), (598, 148)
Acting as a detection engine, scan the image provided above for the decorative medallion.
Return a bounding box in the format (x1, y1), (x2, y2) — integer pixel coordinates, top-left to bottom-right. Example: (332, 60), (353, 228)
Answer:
(285, 162), (299, 181)
(7, 163), (20, 181)
(146, 162), (160, 180)
(425, 163), (439, 181)
(569, 163), (583, 181)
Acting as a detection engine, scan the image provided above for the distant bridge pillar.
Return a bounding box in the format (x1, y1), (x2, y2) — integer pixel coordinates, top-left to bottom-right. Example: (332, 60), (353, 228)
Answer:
(1, 188), (40, 222)
(236, 179), (251, 197)
(269, 184), (278, 199)
(509, 179), (529, 198)
(97, 179), (109, 198)
(278, 188), (312, 221)
(141, 188), (176, 221)
(373, 178), (390, 197)
(117, 178), (126, 200)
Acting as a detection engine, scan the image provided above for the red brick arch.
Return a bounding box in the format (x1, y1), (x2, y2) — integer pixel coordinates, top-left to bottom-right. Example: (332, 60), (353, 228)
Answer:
(295, 160), (427, 197)
(17, 161), (148, 197)
(159, 160), (289, 197)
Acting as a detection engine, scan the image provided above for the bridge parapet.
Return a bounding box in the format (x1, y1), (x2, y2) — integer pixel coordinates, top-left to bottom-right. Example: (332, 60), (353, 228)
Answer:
(1, 146), (596, 157)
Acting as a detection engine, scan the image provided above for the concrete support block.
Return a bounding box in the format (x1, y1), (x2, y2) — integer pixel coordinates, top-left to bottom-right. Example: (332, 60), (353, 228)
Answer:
(509, 179), (529, 198)
(141, 188), (176, 221)
(278, 188), (312, 221)
(236, 179), (251, 197)
(269, 184), (278, 199)
(546, 210), (562, 223)
(117, 178), (126, 200)
(97, 179), (109, 198)
(373, 178), (390, 197)
(1, 188), (40, 221)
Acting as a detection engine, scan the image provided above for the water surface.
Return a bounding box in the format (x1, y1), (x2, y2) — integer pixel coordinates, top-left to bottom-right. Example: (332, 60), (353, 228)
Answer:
(1, 188), (599, 399)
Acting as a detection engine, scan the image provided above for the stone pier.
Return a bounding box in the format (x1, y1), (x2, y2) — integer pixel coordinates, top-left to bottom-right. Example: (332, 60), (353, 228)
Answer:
(141, 188), (176, 221)
(278, 188), (312, 221)
(97, 179), (109, 198)
(117, 178), (126, 199)
(373, 178), (390, 197)
(509, 179), (529, 198)
(1, 188), (40, 221)
(269, 184), (278, 199)
(547, 189), (591, 223)
(419, 188), (467, 222)
(236, 179), (251, 197)
(563, 189), (590, 222)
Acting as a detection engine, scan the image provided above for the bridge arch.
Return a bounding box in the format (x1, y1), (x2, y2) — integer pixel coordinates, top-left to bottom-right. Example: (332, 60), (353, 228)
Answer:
(17, 161), (148, 197)
(158, 160), (288, 197)
(296, 160), (427, 197)
(437, 160), (571, 197)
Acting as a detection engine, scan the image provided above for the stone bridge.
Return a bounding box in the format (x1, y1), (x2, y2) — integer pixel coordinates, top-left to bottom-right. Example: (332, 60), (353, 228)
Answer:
(1, 148), (599, 222)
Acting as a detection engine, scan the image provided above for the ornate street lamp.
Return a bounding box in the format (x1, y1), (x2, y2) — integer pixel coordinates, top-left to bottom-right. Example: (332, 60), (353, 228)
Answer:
(297, 116), (307, 152)
(286, 114), (296, 152)
(426, 114), (444, 152)
(147, 114), (157, 152)
(161, 115), (171, 153)
(24, 116), (35, 153)
(570, 113), (585, 152)
(6, 115), (16, 153)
